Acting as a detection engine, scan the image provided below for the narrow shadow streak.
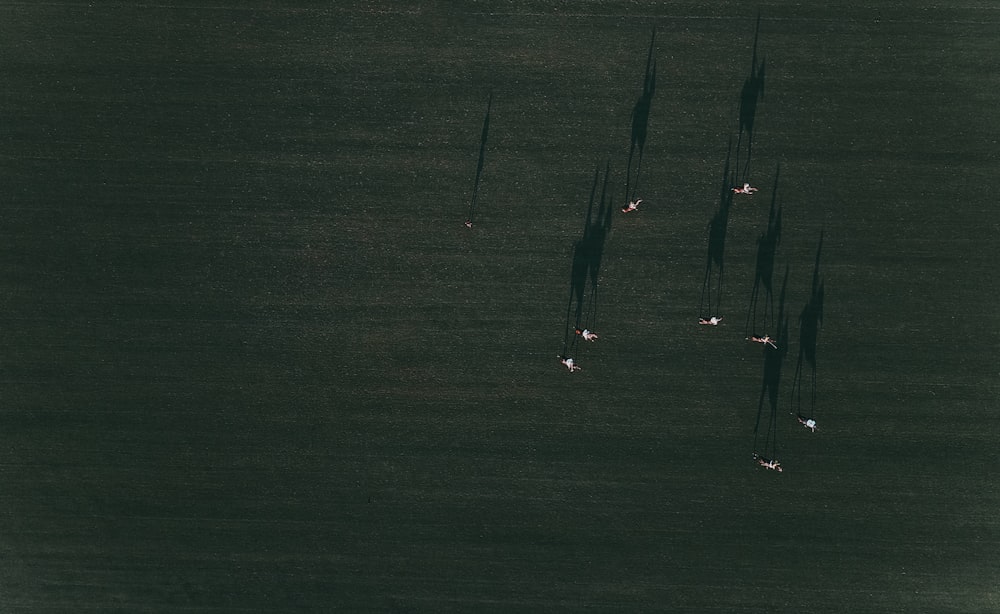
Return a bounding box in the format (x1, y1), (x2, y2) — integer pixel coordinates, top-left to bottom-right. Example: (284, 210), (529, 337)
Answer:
(563, 163), (614, 355)
(753, 265), (789, 460)
(791, 232), (825, 417)
(625, 26), (656, 204)
(745, 164), (782, 337)
(699, 138), (734, 318)
(466, 93), (492, 226)
(735, 13), (766, 183)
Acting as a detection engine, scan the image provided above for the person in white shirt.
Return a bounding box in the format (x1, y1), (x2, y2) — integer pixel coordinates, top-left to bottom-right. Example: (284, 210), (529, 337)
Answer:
(621, 199), (643, 213)
(559, 356), (582, 372)
(796, 414), (818, 432)
(749, 334), (777, 348)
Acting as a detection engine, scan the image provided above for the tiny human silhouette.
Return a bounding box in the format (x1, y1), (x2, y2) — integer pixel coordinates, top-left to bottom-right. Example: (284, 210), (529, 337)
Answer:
(753, 453), (783, 472)
(749, 334), (777, 348)
(464, 220), (473, 228)
(699, 316), (723, 326)
(732, 182), (758, 195)
(559, 356), (582, 372)
(796, 414), (818, 432)
(621, 199), (643, 213)
(575, 328), (598, 342)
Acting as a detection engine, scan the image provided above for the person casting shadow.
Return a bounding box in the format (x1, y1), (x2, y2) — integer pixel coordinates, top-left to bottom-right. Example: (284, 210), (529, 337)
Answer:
(563, 164), (614, 356)
(699, 138), (734, 320)
(745, 165), (782, 337)
(625, 26), (656, 204)
(753, 265), (789, 465)
(790, 232), (825, 417)
(465, 93), (492, 228)
(736, 13), (766, 183)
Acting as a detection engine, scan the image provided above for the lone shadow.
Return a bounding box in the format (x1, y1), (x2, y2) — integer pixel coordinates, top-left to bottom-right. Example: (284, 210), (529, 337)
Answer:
(625, 26), (656, 204)
(745, 164), (783, 337)
(563, 163), (615, 355)
(735, 13), (766, 183)
(699, 138), (734, 319)
(753, 265), (789, 460)
(790, 232), (825, 417)
(465, 93), (492, 227)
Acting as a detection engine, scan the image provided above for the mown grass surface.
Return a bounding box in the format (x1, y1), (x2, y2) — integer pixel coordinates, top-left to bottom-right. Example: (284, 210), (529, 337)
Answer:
(1, 1), (998, 612)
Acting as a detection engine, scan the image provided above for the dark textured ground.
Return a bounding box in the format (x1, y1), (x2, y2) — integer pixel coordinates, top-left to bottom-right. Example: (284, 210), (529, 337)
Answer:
(1, 1), (998, 612)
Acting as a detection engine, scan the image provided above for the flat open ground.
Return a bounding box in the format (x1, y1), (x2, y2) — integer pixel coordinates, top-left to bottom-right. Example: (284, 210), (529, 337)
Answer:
(1, 1), (998, 612)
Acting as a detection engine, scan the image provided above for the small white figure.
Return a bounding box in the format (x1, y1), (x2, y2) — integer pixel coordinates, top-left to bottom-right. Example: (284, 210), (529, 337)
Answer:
(754, 454), (783, 472)
(796, 415), (818, 432)
(575, 328), (598, 342)
(732, 183), (758, 195)
(621, 199), (643, 213)
(559, 356), (582, 372)
(749, 334), (777, 349)
(699, 316), (723, 326)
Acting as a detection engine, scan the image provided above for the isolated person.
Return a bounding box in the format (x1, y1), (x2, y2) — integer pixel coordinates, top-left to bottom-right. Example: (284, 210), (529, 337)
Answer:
(699, 316), (723, 326)
(796, 414), (818, 432)
(749, 334), (777, 348)
(575, 328), (598, 342)
(464, 220), (473, 228)
(559, 356), (582, 372)
(732, 182), (758, 195)
(621, 199), (643, 213)
(754, 454), (783, 472)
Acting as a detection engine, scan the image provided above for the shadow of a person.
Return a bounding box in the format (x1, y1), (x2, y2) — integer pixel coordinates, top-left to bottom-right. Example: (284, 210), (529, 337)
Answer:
(465, 93), (492, 227)
(791, 232), (825, 417)
(753, 265), (789, 461)
(699, 138), (734, 319)
(625, 26), (656, 204)
(563, 164), (614, 355)
(745, 165), (782, 337)
(736, 13), (766, 183)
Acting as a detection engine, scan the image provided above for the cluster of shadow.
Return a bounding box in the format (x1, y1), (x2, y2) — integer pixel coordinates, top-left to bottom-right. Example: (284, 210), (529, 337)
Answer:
(752, 232), (824, 460)
(561, 28), (657, 357)
(699, 17), (767, 321)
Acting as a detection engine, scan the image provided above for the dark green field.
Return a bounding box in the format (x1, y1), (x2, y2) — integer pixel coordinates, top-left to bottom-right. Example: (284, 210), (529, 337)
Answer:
(2, 1), (998, 611)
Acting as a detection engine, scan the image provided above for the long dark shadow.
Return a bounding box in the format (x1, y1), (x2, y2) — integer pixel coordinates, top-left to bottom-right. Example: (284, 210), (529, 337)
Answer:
(465, 93), (492, 227)
(562, 165), (614, 356)
(753, 265), (789, 460)
(563, 168), (601, 355)
(625, 26), (656, 204)
(745, 164), (782, 337)
(735, 13), (766, 184)
(699, 138), (734, 319)
(585, 162), (614, 329)
(790, 232), (825, 419)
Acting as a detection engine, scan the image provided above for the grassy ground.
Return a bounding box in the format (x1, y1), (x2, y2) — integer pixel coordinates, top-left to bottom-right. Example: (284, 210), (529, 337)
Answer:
(1, 1), (998, 612)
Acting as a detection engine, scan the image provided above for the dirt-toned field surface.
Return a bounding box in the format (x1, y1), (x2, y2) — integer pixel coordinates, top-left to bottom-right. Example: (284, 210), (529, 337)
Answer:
(1, 1), (997, 611)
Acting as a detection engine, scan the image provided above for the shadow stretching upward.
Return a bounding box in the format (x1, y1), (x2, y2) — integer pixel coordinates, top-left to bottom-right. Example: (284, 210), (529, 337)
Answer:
(699, 139), (734, 318)
(563, 163), (614, 355)
(791, 232), (825, 417)
(465, 93), (492, 226)
(735, 13), (766, 183)
(753, 265), (789, 460)
(625, 26), (656, 203)
(745, 164), (782, 337)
